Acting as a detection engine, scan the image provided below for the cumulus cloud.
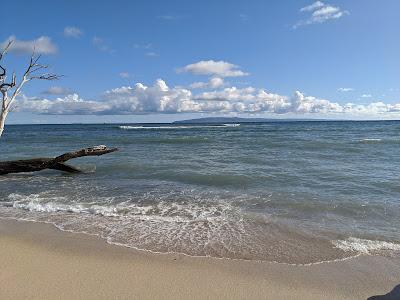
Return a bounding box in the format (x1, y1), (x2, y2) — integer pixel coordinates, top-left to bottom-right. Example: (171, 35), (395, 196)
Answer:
(291, 91), (343, 113)
(64, 26), (83, 38)
(361, 94), (372, 98)
(1, 36), (57, 55)
(190, 77), (224, 89)
(17, 94), (109, 115)
(343, 102), (400, 114)
(294, 1), (349, 28)
(338, 87), (354, 92)
(42, 86), (74, 96)
(13, 79), (400, 118)
(178, 60), (249, 77)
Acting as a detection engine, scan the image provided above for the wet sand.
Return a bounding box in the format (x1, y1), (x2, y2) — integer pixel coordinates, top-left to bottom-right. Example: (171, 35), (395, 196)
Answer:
(0, 218), (399, 299)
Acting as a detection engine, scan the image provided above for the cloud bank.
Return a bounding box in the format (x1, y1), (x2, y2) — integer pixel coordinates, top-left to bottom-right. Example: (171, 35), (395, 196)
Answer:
(15, 79), (400, 117)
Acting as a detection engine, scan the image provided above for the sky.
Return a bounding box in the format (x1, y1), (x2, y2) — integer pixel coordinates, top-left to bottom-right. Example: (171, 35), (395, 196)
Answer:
(1, 0), (400, 124)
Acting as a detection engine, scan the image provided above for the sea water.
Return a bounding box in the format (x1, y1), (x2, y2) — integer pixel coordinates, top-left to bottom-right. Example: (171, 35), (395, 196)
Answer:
(1, 121), (399, 264)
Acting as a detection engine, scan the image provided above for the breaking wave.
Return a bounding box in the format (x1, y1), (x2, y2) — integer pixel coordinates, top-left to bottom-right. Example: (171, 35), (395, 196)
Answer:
(119, 124), (240, 130)
(360, 138), (382, 142)
(1, 192), (353, 264)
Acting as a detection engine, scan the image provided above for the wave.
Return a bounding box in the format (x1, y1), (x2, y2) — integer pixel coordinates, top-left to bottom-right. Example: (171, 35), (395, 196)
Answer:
(360, 138), (382, 142)
(333, 237), (400, 254)
(5, 193), (232, 222)
(222, 123), (241, 127)
(119, 124), (240, 130)
(2, 192), (352, 264)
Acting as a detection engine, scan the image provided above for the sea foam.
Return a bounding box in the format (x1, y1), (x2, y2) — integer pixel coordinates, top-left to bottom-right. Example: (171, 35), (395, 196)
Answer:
(360, 138), (382, 142)
(333, 237), (400, 254)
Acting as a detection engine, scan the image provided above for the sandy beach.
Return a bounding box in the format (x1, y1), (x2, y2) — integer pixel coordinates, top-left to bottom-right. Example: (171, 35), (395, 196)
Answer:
(0, 218), (398, 300)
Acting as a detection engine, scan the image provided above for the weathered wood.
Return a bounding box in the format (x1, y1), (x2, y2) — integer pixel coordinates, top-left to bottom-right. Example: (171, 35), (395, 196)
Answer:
(0, 145), (118, 175)
(1, 40), (61, 138)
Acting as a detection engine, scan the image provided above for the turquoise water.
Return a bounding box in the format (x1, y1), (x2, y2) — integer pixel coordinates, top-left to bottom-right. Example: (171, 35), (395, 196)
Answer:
(1, 121), (400, 264)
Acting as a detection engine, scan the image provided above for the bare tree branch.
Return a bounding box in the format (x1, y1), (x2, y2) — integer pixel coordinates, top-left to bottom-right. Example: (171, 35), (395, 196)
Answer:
(0, 41), (13, 83)
(0, 65), (5, 80)
(0, 40), (61, 138)
(0, 40), (12, 62)
(0, 72), (16, 91)
(29, 73), (61, 81)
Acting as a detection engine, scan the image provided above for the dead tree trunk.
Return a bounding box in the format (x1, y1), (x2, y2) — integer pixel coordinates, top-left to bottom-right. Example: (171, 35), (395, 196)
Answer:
(0, 145), (118, 175)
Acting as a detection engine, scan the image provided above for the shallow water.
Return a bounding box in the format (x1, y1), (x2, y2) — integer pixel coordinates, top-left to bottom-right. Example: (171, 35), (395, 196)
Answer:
(1, 121), (399, 264)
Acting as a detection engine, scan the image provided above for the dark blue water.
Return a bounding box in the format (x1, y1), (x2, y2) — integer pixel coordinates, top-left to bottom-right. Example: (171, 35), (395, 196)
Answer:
(1, 121), (399, 264)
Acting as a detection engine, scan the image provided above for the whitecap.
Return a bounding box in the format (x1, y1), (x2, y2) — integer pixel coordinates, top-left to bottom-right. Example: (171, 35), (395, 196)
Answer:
(360, 138), (382, 142)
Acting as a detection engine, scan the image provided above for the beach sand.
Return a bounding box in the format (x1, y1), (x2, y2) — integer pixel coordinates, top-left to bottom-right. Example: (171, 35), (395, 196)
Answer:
(0, 218), (399, 300)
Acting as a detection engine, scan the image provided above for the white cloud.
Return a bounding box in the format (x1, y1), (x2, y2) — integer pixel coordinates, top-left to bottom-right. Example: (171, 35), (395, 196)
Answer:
(361, 94), (372, 98)
(133, 43), (152, 49)
(64, 26), (83, 38)
(190, 77), (224, 89)
(92, 37), (114, 53)
(342, 102), (400, 114)
(146, 52), (159, 57)
(17, 94), (109, 115)
(338, 87), (354, 92)
(14, 80), (400, 118)
(300, 1), (325, 12)
(292, 91), (343, 113)
(294, 1), (349, 28)
(178, 60), (249, 77)
(119, 72), (130, 79)
(1, 36), (57, 55)
(42, 86), (74, 96)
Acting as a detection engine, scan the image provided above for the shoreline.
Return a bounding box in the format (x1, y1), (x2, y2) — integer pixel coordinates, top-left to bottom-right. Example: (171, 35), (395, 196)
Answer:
(1, 218), (399, 299)
(0, 216), (361, 267)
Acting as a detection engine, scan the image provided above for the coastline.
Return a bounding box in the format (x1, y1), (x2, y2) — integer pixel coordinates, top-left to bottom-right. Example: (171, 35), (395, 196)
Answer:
(1, 218), (399, 299)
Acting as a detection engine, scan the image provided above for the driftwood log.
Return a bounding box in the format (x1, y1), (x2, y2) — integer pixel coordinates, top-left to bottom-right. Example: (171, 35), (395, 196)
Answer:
(0, 145), (118, 175)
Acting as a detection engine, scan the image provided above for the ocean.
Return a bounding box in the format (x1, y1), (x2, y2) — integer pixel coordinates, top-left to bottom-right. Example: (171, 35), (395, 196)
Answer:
(1, 121), (400, 264)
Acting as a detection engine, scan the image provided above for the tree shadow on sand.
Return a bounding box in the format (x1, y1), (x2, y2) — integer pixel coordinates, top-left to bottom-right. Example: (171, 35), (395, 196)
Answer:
(368, 284), (400, 300)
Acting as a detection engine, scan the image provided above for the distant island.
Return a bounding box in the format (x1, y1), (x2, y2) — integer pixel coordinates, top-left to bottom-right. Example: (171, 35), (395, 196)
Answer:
(173, 117), (329, 124)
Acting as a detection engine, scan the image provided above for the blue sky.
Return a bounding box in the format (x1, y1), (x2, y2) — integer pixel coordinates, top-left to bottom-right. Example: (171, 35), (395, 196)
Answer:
(1, 0), (400, 123)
